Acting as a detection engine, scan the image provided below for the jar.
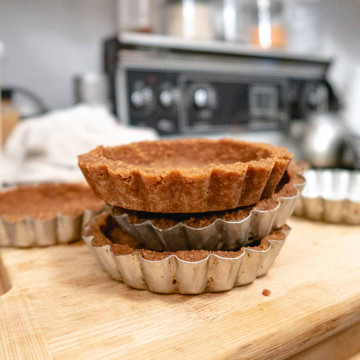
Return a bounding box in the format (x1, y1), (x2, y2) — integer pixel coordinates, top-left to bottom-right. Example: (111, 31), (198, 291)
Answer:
(118, 0), (159, 33)
(1, 90), (19, 147)
(286, 0), (322, 53)
(212, 0), (251, 43)
(166, 0), (213, 39)
(250, 0), (286, 49)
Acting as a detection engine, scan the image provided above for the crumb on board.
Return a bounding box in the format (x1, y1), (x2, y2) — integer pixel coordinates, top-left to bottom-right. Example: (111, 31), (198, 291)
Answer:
(262, 289), (271, 296)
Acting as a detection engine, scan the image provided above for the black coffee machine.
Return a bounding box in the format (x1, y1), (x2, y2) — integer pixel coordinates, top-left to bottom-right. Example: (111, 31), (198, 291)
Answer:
(104, 33), (339, 136)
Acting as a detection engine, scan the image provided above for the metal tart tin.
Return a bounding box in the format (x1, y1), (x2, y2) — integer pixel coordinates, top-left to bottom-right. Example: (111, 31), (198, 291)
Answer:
(0, 184), (105, 247)
(111, 175), (304, 252)
(0, 209), (103, 247)
(83, 219), (290, 295)
(294, 169), (360, 224)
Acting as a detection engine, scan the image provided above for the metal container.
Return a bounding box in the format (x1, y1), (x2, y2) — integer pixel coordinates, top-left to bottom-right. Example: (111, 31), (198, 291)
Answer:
(166, 0), (213, 40)
(294, 169), (360, 224)
(83, 217), (290, 295)
(301, 111), (345, 168)
(0, 184), (105, 247)
(0, 209), (102, 248)
(73, 73), (110, 110)
(118, 0), (159, 33)
(112, 173), (304, 251)
(212, 0), (251, 43)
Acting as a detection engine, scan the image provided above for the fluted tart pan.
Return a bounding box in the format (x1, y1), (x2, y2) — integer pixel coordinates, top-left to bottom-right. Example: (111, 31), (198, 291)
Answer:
(0, 183), (104, 247)
(111, 166), (304, 251)
(294, 169), (360, 224)
(83, 211), (290, 295)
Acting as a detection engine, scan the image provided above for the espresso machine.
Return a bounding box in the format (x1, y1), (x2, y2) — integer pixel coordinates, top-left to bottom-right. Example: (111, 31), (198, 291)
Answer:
(103, 0), (341, 141)
(104, 33), (334, 138)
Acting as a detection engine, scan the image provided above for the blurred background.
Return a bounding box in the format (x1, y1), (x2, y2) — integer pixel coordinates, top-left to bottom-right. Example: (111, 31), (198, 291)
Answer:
(1, 0), (360, 184)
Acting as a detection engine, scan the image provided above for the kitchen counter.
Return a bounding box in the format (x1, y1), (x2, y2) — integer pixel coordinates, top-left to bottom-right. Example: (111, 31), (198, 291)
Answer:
(0, 217), (360, 359)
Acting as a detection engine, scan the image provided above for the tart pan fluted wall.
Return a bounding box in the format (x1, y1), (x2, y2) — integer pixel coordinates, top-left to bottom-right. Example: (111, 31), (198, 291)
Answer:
(83, 211), (290, 295)
(0, 183), (104, 247)
(111, 165), (304, 251)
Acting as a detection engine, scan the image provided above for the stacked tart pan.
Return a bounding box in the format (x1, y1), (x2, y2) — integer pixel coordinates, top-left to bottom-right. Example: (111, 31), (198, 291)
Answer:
(79, 138), (305, 294)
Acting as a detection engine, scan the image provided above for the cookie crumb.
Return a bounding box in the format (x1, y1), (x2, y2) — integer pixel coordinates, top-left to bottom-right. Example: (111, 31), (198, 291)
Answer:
(262, 289), (271, 296)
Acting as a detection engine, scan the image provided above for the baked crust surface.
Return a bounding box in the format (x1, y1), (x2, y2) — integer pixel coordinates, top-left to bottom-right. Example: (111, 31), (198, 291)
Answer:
(0, 183), (103, 221)
(78, 138), (292, 213)
(113, 163), (302, 229)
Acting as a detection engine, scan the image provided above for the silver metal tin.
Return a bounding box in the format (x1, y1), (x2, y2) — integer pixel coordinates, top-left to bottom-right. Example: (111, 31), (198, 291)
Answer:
(112, 176), (304, 251)
(0, 183), (106, 248)
(294, 169), (360, 224)
(0, 209), (102, 247)
(83, 224), (290, 295)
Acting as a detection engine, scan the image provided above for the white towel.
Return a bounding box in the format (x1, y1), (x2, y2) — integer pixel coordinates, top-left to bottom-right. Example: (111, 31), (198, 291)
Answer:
(2, 105), (157, 184)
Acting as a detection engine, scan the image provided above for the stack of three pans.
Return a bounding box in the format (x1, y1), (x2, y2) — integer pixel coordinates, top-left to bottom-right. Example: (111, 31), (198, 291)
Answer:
(79, 138), (305, 294)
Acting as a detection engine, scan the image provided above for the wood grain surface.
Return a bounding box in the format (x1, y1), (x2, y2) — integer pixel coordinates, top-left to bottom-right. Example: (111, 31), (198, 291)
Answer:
(0, 217), (359, 360)
(289, 322), (360, 360)
(0, 256), (10, 295)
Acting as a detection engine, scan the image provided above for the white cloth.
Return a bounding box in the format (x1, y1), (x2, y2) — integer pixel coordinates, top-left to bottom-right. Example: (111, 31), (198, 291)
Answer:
(2, 105), (157, 184)
(344, 66), (360, 136)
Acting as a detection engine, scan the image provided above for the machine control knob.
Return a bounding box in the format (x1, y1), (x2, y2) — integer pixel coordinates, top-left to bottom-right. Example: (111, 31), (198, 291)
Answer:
(130, 90), (144, 108)
(193, 88), (208, 108)
(157, 118), (175, 133)
(159, 89), (174, 108)
(193, 86), (217, 109)
(130, 86), (154, 109)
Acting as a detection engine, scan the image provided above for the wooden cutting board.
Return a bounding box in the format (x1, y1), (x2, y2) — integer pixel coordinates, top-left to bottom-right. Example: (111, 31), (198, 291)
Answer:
(0, 217), (360, 360)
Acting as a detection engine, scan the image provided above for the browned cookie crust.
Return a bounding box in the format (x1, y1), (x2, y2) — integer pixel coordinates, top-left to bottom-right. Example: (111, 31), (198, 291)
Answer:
(86, 211), (287, 262)
(0, 183), (104, 221)
(78, 138), (292, 213)
(113, 163), (302, 229)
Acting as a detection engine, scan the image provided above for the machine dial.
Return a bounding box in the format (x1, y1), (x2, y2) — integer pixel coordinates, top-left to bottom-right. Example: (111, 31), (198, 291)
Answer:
(130, 86), (155, 109)
(194, 88), (208, 108)
(130, 90), (144, 108)
(192, 85), (217, 109)
(157, 118), (175, 133)
(159, 89), (174, 108)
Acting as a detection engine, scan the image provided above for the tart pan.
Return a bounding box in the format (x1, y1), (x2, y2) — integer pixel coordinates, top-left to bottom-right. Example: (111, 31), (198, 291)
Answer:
(294, 169), (360, 224)
(0, 209), (102, 247)
(0, 183), (105, 247)
(83, 212), (290, 295)
(111, 172), (304, 251)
